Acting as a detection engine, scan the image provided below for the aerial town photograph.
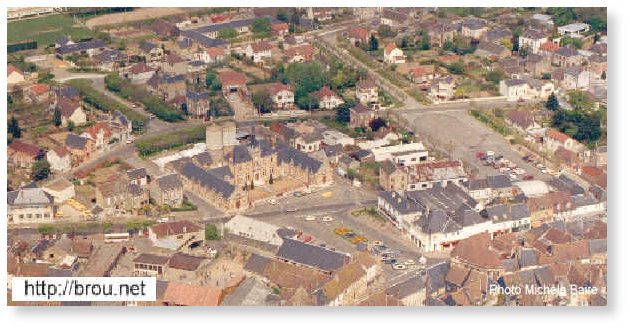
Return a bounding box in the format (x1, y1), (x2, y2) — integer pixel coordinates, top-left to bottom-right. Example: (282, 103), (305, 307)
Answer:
(5, 5), (608, 308)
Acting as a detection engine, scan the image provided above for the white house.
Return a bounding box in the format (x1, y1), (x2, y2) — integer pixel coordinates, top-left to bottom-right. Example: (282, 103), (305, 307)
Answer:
(42, 178), (76, 204)
(245, 42), (272, 64)
(371, 142), (429, 164)
(8, 187), (55, 224)
(518, 29), (548, 54)
(384, 43), (405, 64)
(7, 64), (25, 86)
(563, 67), (590, 90)
(46, 146), (72, 173)
(558, 23), (591, 38)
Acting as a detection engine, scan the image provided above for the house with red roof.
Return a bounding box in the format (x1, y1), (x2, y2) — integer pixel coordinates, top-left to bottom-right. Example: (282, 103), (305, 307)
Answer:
(251, 82), (294, 110)
(81, 122), (114, 153)
(245, 41), (272, 64)
(7, 64), (25, 86)
(544, 128), (580, 152)
(218, 70), (248, 97)
(313, 86), (344, 110)
(408, 65), (435, 86)
(348, 27), (370, 45)
(384, 43), (405, 64)
(285, 44), (315, 63)
(271, 22), (289, 36)
(23, 83), (50, 104)
(9, 140), (42, 169)
(198, 47), (226, 64)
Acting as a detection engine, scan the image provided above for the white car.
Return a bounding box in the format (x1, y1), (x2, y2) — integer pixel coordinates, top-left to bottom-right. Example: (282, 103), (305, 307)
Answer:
(266, 198), (278, 205)
(373, 240), (383, 246)
(404, 259), (415, 266)
(322, 216), (335, 222)
(157, 217), (170, 223)
(305, 215), (316, 221)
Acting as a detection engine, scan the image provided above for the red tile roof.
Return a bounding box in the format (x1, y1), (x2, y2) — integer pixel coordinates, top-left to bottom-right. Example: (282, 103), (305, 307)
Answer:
(314, 86), (336, 99)
(8, 64), (23, 76)
(547, 129), (570, 143)
(271, 22), (289, 32)
(162, 282), (223, 306)
(348, 27), (369, 41)
(150, 220), (202, 239)
(218, 70), (247, 86)
(83, 122), (112, 140)
(29, 83), (50, 95)
(9, 140), (41, 157)
(206, 47), (224, 57)
(384, 43), (398, 55)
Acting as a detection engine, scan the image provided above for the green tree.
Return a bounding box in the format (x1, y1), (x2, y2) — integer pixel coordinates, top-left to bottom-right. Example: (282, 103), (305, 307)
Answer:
(546, 93), (560, 111)
(269, 174), (274, 184)
(205, 224), (220, 240)
(369, 34), (379, 51)
(252, 89), (274, 114)
(250, 180), (255, 190)
(276, 9), (288, 22)
(8, 116), (21, 139)
(38, 224), (55, 236)
(601, 71), (606, 80)
(485, 70), (504, 84)
(447, 62), (465, 74)
(31, 159), (50, 181)
(218, 28), (238, 40)
(252, 18), (271, 38)
(53, 109), (62, 127)
(67, 120), (75, 132)
(336, 104), (351, 124)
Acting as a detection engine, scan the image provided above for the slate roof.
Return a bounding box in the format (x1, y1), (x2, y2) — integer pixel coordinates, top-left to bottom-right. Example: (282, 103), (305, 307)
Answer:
(9, 140), (41, 157)
(56, 39), (105, 55)
(179, 161), (235, 198)
(126, 168), (147, 180)
(277, 144), (323, 173)
(168, 253), (205, 271)
(186, 90), (210, 101)
(194, 18), (255, 34)
(521, 29), (547, 40)
(65, 134), (88, 150)
(180, 30), (227, 48)
(8, 187), (54, 206)
(275, 238), (349, 272)
(133, 253), (169, 265)
(157, 173), (182, 191)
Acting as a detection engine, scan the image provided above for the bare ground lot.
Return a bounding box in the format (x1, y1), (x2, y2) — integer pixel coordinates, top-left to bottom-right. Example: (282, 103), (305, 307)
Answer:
(85, 8), (193, 28)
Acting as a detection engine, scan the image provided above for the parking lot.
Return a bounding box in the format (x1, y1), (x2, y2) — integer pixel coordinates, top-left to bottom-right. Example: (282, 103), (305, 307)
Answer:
(402, 110), (550, 181)
(244, 177), (427, 277)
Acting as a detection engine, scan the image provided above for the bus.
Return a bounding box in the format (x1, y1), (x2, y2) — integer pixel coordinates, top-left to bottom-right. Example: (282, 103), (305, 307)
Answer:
(104, 232), (130, 243)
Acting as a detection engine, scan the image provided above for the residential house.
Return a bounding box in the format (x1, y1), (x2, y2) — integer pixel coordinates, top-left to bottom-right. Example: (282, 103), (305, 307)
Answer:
(160, 53), (188, 75)
(253, 83), (295, 110)
(46, 146), (71, 173)
(588, 54), (607, 77)
(156, 173), (184, 208)
(314, 86), (344, 110)
(91, 49), (128, 72)
(461, 17), (487, 39)
(65, 134), (94, 166)
(127, 167), (148, 186)
(562, 66), (590, 90)
(186, 60), (207, 85)
(148, 220), (204, 250)
(133, 253), (169, 277)
(318, 253), (380, 306)
(348, 27), (370, 46)
(285, 44), (315, 63)
(42, 178), (75, 204)
(383, 43), (405, 64)
(186, 90), (210, 118)
(463, 174), (513, 204)
(499, 79), (529, 101)
(482, 28), (513, 45)
(55, 98), (87, 127)
(355, 79), (379, 105)
(271, 22), (289, 36)
(8, 187), (55, 224)
(519, 29), (549, 54)
(162, 282), (223, 306)
(8, 140), (42, 169)
(141, 42), (164, 62)
(224, 215), (284, 246)
(349, 103), (376, 128)
(23, 83), (50, 104)
(553, 46), (583, 67)
(128, 62), (156, 84)
(8, 64), (26, 86)
(544, 129), (579, 153)
(506, 109), (538, 132)
(150, 19), (180, 38)
(218, 70), (248, 98)
(524, 54), (550, 77)
(429, 76), (456, 103)
(198, 47), (226, 64)
(245, 42), (272, 64)
(55, 39), (105, 57)
(474, 41), (510, 60)
(147, 73), (187, 101)
(80, 122), (113, 153)
(275, 238), (351, 275)
(408, 65), (435, 87)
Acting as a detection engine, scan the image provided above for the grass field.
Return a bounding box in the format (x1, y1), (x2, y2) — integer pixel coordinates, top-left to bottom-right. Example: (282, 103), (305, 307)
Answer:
(8, 14), (97, 47)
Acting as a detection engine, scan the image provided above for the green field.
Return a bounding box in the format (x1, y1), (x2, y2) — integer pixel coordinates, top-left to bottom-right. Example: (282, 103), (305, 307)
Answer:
(8, 14), (97, 48)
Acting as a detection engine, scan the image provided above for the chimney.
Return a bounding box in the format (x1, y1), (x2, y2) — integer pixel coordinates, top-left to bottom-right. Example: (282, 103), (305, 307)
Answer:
(183, 226), (187, 233)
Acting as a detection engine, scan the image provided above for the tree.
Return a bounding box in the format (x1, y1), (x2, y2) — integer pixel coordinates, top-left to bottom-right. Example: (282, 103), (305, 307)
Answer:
(369, 34), (379, 51)
(447, 62), (465, 75)
(269, 174), (274, 184)
(369, 118), (387, 132)
(485, 70), (503, 84)
(53, 109), (62, 127)
(601, 71), (606, 80)
(181, 103), (188, 116)
(218, 28), (238, 40)
(67, 120), (75, 132)
(377, 24), (396, 38)
(31, 159), (50, 181)
(252, 18), (271, 38)
(545, 93), (559, 112)
(250, 180), (255, 190)
(8, 116), (21, 139)
(205, 224), (221, 240)
(336, 104), (351, 124)
(38, 224), (55, 236)
(252, 89), (274, 114)
(276, 9), (288, 22)
(206, 69), (221, 91)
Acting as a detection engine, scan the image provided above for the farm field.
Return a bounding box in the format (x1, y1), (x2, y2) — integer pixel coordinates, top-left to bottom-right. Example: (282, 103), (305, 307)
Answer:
(8, 14), (97, 47)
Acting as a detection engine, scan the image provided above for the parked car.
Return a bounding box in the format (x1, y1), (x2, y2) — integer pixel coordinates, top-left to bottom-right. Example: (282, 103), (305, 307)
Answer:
(383, 258), (397, 265)
(322, 216), (335, 222)
(285, 207), (298, 212)
(305, 215), (316, 221)
(393, 264), (406, 270)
